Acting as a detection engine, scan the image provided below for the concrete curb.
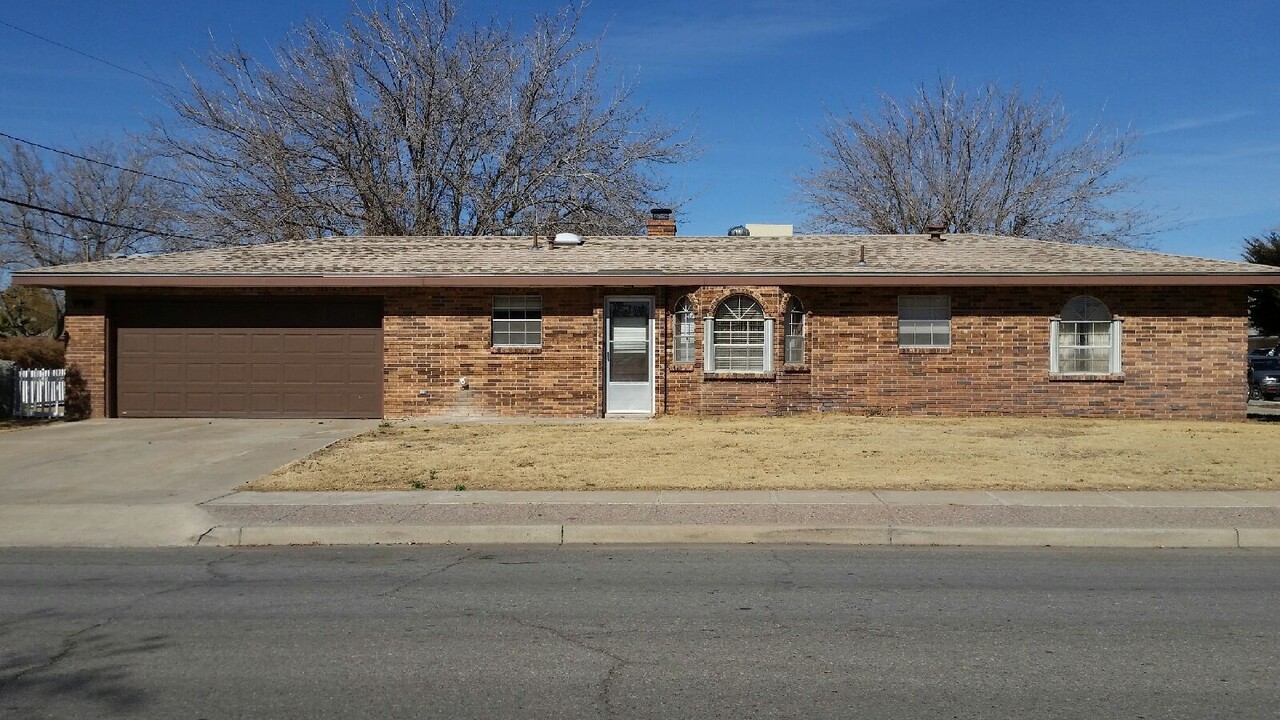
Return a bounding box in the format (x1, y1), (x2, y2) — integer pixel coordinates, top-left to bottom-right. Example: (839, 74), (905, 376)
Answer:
(195, 524), (1280, 548)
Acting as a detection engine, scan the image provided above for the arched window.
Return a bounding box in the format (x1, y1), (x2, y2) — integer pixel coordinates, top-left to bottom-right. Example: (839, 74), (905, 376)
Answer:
(1052, 296), (1121, 374)
(784, 297), (805, 364)
(706, 295), (771, 373)
(673, 296), (696, 363)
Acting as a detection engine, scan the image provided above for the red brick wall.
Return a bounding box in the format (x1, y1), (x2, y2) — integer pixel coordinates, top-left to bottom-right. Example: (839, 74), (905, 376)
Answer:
(65, 284), (1247, 420)
(385, 287), (607, 418)
(661, 285), (1247, 420)
(64, 290), (108, 418)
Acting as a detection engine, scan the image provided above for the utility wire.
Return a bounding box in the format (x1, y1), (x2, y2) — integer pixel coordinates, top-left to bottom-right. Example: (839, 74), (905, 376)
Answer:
(0, 18), (177, 90)
(0, 217), (99, 242)
(0, 131), (198, 189)
(0, 195), (201, 242)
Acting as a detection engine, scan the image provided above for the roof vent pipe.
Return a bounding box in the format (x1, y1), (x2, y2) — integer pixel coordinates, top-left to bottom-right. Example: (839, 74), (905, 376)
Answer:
(858, 245), (867, 266)
(925, 223), (946, 242)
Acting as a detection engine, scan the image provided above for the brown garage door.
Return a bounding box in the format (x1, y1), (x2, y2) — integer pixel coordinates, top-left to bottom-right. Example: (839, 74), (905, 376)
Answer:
(113, 299), (382, 418)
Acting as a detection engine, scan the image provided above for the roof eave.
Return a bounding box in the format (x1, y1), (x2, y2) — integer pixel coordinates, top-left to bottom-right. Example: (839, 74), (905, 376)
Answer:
(12, 272), (1280, 288)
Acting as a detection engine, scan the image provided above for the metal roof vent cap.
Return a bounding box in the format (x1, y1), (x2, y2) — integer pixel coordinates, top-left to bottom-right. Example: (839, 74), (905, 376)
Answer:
(551, 232), (584, 247)
(925, 223), (946, 241)
(727, 225), (750, 237)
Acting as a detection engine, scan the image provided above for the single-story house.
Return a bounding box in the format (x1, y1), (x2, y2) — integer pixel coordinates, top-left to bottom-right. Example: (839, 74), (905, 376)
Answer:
(12, 212), (1280, 421)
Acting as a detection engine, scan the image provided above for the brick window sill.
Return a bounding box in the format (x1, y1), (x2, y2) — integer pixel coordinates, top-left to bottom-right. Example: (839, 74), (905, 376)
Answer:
(492, 346), (543, 355)
(1048, 373), (1125, 383)
(670, 364), (698, 373)
(899, 346), (952, 354)
(781, 364), (811, 374)
(703, 372), (777, 381)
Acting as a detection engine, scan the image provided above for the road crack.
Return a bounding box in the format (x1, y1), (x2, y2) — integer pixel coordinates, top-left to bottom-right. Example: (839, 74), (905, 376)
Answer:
(377, 552), (473, 597)
(503, 615), (631, 719)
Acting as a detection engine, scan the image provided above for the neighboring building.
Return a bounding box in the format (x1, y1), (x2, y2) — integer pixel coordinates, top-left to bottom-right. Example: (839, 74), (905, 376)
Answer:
(12, 212), (1280, 420)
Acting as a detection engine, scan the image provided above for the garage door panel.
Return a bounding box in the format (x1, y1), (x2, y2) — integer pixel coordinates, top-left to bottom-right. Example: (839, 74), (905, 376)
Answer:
(114, 300), (382, 418)
(251, 363), (283, 383)
(183, 333), (218, 354)
(283, 364), (316, 385)
(283, 393), (317, 414)
(217, 393), (248, 414)
(251, 334), (282, 354)
(348, 334), (381, 355)
(220, 333), (250, 353)
(186, 363), (216, 383)
(153, 363), (187, 384)
(283, 334), (315, 354)
(348, 365), (382, 384)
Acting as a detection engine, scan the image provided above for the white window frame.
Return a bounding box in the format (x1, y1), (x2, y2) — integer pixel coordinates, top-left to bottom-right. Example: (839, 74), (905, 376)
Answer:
(898, 295), (951, 349)
(704, 295), (773, 374)
(492, 295), (542, 348)
(673, 296), (696, 364)
(1049, 296), (1122, 375)
(784, 297), (805, 364)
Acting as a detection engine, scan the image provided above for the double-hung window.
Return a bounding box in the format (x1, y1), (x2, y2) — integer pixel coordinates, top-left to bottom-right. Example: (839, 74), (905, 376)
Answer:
(673, 297), (696, 363)
(492, 295), (542, 347)
(704, 295), (772, 373)
(784, 297), (805, 364)
(898, 295), (951, 348)
(1051, 296), (1121, 374)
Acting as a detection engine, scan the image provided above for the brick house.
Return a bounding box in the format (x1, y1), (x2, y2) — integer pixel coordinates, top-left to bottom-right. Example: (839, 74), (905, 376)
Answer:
(12, 214), (1280, 420)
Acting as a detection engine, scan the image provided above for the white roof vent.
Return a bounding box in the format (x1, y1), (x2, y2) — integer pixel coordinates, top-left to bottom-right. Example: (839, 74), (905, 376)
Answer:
(551, 232), (584, 246)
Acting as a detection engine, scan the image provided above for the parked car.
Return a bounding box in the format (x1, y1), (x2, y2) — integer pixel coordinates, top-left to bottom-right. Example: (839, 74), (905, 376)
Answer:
(1249, 356), (1280, 400)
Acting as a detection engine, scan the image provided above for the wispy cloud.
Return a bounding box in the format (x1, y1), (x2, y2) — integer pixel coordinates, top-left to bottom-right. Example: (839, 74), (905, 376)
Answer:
(597, 1), (924, 75)
(1146, 111), (1253, 136)
(1142, 143), (1280, 168)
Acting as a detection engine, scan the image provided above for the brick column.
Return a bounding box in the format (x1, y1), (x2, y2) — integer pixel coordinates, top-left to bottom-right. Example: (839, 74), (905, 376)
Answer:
(64, 291), (108, 418)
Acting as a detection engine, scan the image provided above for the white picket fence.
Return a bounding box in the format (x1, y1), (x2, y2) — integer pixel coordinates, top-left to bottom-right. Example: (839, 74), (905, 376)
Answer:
(14, 368), (66, 418)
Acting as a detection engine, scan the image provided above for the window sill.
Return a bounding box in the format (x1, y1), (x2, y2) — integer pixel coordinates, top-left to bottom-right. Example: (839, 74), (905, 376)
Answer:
(899, 346), (952, 354)
(492, 345), (543, 355)
(1048, 373), (1125, 383)
(781, 364), (811, 374)
(670, 363), (699, 373)
(704, 371), (776, 381)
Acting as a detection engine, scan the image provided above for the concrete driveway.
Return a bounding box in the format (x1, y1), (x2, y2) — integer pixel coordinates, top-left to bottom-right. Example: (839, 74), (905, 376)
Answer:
(0, 418), (376, 546)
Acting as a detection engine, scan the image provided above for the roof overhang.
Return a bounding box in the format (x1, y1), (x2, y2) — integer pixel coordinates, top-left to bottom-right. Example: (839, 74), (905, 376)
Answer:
(12, 272), (1280, 289)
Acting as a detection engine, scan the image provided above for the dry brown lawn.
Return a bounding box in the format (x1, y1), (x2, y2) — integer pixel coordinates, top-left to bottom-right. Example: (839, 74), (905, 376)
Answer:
(249, 415), (1280, 492)
(0, 419), (57, 434)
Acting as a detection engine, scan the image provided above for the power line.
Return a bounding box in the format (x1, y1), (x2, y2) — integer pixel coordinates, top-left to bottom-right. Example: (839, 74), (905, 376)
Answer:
(0, 18), (177, 90)
(0, 195), (201, 242)
(0, 131), (198, 189)
(0, 217), (96, 242)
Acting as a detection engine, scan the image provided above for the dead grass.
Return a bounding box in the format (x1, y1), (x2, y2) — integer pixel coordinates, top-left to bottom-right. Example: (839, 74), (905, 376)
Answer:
(0, 418), (58, 434)
(248, 415), (1280, 492)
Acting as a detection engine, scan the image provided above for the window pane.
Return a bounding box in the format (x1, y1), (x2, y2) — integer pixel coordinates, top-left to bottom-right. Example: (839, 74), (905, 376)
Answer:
(492, 295), (543, 347)
(899, 295), (950, 347)
(674, 336), (695, 363)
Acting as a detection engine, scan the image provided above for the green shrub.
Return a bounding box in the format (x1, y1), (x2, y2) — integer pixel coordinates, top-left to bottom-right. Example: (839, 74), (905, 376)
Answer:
(0, 336), (65, 369)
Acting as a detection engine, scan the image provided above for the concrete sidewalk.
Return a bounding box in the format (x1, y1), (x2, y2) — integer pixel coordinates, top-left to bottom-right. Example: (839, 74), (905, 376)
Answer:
(192, 490), (1280, 549)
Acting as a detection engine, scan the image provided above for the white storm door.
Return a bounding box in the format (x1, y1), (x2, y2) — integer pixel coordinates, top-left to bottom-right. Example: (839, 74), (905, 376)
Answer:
(605, 298), (654, 414)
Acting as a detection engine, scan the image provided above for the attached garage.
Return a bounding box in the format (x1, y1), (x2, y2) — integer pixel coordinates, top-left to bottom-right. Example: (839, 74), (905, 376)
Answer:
(111, 298), (382, 418)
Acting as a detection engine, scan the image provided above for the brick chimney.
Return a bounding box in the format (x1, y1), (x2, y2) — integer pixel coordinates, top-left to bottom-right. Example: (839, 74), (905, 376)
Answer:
(646, 208), (676, 236)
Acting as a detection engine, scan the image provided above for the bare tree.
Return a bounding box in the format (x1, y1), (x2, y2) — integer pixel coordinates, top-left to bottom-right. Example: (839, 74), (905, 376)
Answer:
(155, 1), (692, 242)
(797, 79), (1153, 247)
(0, 140), (191, 271)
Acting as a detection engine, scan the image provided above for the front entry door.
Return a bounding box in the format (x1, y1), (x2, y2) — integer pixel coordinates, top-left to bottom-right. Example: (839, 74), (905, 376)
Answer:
(605, 298), (654, 414)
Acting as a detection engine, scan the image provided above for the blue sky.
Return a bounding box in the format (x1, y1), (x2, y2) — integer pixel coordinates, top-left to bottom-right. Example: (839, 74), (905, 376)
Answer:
(0, 0), (1276, 261)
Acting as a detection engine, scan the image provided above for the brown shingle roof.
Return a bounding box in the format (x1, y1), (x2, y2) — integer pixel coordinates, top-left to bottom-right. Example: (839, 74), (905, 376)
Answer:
(14, 233), (1280, 287)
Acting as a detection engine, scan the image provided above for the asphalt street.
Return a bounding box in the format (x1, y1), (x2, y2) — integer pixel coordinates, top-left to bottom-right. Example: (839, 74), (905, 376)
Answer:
(0, 546), (1276, 719)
